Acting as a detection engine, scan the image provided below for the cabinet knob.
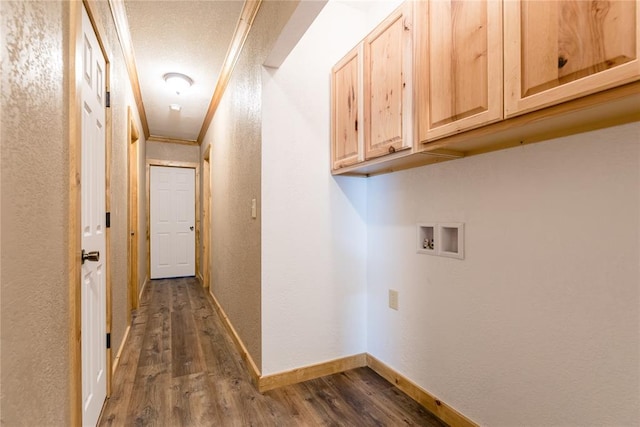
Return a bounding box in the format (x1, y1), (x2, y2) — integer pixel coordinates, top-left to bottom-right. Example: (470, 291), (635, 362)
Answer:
(558, 56), (568, 69)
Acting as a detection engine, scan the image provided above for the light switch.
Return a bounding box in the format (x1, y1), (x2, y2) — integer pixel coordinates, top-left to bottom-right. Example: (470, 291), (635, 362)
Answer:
(251, 198), (257, 219)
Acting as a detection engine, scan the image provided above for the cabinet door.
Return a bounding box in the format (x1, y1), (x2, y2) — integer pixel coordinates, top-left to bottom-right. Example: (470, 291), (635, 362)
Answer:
(505, 0), (640, 117)
(417, 0), (503, 143)
(364, 3), (413, 160)
(331, 45), (363, 170)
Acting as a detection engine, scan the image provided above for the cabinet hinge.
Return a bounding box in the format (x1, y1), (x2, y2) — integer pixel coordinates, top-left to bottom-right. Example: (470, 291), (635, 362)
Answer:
(106, 333), (111, 349)
(106, 91), (111, 108)
(106, 212), (111, 228)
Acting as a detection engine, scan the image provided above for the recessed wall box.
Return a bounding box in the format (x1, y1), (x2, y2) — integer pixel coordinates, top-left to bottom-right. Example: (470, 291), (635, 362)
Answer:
(417, 223), (436, 254)
(437, 223), (464, 259)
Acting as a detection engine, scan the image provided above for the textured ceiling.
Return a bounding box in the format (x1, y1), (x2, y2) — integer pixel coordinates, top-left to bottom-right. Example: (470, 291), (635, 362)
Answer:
(125, 0), (243, 141)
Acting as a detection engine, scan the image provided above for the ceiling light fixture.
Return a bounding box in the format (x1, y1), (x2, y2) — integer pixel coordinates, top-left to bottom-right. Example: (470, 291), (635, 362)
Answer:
(163, 72), (193, 94)
(169, 104), (182, 112)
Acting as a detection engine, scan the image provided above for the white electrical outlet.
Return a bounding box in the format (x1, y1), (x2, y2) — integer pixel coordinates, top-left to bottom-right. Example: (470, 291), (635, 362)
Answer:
(388, 289), (399, 310)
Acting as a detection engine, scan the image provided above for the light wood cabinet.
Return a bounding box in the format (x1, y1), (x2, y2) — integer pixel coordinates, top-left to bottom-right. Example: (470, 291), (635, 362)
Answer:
(504, 0), (640, 117)
(416, 0), (503, 143)
(363, 2), (413, 160)
(331, 45), (363, 170)
(330, 0), (639, 177)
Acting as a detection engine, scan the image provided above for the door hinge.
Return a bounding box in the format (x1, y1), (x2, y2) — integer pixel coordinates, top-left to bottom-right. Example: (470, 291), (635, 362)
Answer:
(106, 333), (111, 349)
(106, 91), (111, 108)
(106, 212), (111, 228)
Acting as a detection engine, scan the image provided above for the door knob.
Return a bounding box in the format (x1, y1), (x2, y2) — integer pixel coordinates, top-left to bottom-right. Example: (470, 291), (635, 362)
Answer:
(190, 226), (194, 231)
(82, 249), (100, 264)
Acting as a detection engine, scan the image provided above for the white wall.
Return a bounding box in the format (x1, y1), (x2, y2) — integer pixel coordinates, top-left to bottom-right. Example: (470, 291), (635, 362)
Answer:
(367, 122), (640, 425)
(263, 0), (639, 423)
(261, 0), (401, 375)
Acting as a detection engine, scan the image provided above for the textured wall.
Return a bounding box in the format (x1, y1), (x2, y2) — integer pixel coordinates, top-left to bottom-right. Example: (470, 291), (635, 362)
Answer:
(0, 1), (71, 424)
(367, 122), (640, 425)
(201, 0), (297, 370)
(146, 141), (199, 163)
(261, 1), (383, 375)
(0, 1), (143, 424)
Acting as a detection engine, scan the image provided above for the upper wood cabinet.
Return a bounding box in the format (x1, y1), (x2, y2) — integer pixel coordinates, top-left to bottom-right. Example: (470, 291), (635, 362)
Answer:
(504, 0), (640, 117)
(364, 2), (413, 160)
(330, 0), (639, 177)
(331, 45), (363, 170)
(416, 0), (503, 143)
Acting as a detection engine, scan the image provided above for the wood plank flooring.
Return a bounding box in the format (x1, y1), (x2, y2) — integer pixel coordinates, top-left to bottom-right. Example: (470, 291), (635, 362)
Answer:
(99, 277), (447, 426)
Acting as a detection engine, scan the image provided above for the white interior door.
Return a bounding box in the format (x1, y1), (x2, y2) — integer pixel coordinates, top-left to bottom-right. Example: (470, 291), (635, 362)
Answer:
(80, 5), (107, 426)
(150, 166), (196, 279)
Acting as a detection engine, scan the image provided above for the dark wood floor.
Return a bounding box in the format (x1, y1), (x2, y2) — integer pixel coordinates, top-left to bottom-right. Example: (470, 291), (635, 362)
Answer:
(99, 277), (446, 426)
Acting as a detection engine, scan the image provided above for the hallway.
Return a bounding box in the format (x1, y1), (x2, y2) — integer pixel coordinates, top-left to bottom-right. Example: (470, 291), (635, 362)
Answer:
(98, 278), (446, 426)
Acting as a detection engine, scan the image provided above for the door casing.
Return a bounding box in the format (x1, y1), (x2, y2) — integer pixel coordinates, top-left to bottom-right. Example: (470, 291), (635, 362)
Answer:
(146, 159), (201, 281)
(202, 146), (211, 289)
(128, 107), (140, 318)
(68, 1), (113, 424)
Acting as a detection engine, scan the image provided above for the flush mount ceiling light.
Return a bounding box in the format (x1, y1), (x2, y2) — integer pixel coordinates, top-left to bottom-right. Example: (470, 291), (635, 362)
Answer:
(163, 72), (193, 94)
(169, 104), (182, 112)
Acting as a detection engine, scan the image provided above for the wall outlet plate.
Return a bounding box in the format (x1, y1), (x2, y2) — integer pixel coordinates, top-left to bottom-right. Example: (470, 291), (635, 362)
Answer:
(388, 289), (399, 310)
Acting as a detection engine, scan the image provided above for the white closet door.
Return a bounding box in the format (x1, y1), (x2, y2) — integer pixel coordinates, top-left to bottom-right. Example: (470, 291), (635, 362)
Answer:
(150, 166), (196, 279)
(81, 4), (107, 426)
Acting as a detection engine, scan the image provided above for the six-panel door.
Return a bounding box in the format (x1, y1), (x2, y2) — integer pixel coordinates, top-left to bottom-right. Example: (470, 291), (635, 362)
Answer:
(81, 5), (107, 427)
(416, 0), (503, 143)
(150, 166), (196, 279)
(504, 0), (640, 117)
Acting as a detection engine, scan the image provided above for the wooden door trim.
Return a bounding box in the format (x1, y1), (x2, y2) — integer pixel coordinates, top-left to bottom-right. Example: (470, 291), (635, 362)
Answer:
(202, 146), (211, 289)
(69, 1), (113, 424)
(146, 159), (201, 281)
(127, 107), (140, 320)
(147, 135), (198, 146)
